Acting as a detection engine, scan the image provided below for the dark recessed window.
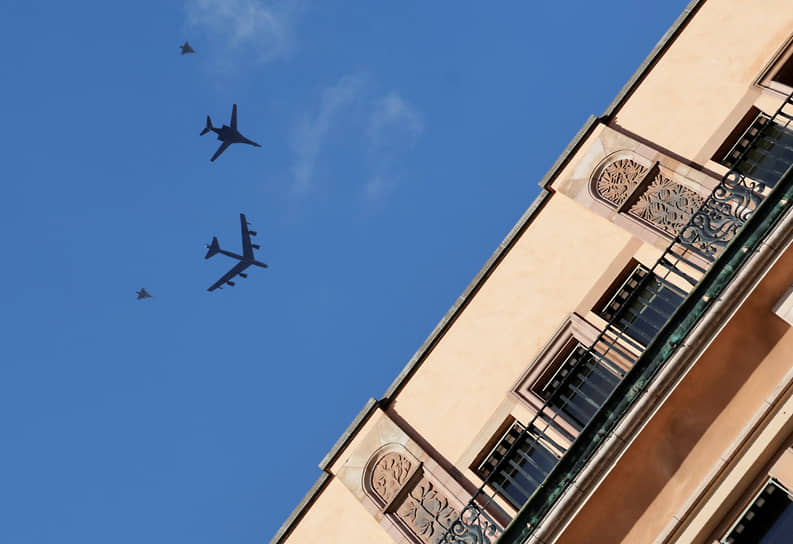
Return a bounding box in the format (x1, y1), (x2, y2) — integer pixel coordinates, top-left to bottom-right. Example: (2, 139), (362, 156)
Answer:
(538, 344), (620, 431)
(723, 479), (793, 543)
(713, 108), (793, 187)
(772, 54), (793, 88)
(475, 422), (559, 510)
(597, 264), (685, 346)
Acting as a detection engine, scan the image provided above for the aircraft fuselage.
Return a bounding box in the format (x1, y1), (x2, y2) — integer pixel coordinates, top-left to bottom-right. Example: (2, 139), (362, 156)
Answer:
(214, 126), (257, 145)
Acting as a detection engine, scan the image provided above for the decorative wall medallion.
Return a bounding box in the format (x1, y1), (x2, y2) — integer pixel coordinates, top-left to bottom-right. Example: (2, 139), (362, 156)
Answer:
(630, 174), (704, 235)
(595, 159), (648, 206)
(371, 452), (413, 505)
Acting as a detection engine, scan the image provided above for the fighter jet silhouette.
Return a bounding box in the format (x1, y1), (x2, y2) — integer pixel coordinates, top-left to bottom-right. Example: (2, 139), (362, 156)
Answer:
(136, 288), (153, 300)
(200, 104), (262, 162)
(205, 213), (268, 291)
(180, 42), (195, 54)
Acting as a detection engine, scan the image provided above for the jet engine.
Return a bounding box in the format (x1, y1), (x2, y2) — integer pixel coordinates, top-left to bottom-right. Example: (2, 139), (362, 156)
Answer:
(239, 273), (247, 278)
(249, 231), (257, 236)
(251, 244), (260, 249)
(227, 281), (235, 286)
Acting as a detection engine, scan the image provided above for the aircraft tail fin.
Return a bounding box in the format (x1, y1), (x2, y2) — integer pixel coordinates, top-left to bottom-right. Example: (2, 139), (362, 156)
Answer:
(205, 236), (220, 259)
(200, 116), (213, 136)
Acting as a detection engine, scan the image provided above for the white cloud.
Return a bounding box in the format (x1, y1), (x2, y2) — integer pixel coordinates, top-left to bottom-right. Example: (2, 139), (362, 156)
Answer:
(363, 92), (423, 202)
(368, 92), (424, 150)
(289, 79), (423, 203)
(291, 74), (366, 193)
(185, 0), (300, 61)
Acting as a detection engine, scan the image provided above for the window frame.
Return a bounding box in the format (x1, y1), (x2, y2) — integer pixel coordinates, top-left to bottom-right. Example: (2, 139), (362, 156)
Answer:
(472, 420), (563, 511)
(720, 478), (793, 544)
(756, 34), (793, 97)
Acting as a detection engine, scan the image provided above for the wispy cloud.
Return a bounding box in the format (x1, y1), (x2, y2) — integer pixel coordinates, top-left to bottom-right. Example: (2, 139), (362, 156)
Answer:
(185, 0), (301, 62)
(291, 74), (366, 193)
(367, 92), (424, 151)
(364, 92), (423, 202)
(289, 77), (423, 203)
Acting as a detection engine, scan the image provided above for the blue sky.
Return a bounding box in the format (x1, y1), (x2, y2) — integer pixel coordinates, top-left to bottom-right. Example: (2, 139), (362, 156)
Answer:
(0, 1), (691, 542)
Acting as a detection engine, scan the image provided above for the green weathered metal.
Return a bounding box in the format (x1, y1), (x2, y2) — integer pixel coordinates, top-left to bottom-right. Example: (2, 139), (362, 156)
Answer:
(497, 165), (793, 543)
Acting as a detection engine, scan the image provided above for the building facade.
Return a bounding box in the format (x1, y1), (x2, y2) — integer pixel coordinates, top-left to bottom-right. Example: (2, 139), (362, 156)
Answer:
(272, 1), (793, 542)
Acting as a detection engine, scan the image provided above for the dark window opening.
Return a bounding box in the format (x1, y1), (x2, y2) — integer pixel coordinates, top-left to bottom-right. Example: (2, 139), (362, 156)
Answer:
(723, 480), (793, 544)
(538, 344), (620, 431)
(772, 54), (793, 88)
(598, 264), (685, 346)
(476, 422), (559, 510)
(713, 108), (793, 187)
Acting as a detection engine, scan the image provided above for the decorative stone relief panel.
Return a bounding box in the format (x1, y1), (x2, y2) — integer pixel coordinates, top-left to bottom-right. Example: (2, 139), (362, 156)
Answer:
(362, 444), (495, 544)
(593, 156), (705, 237)
(629, 173), (705, 236)
(595, 158), (647, 206)
(372, 452), (414, 506)
(396, 477), (458, 544)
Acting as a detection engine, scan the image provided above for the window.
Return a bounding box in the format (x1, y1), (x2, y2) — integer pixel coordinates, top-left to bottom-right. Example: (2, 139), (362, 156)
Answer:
(722, 479), (793, 543)
(757, 36), (793, 96)
(512, 314), (626, 436)
(475, 421), (560, 510)
(597, 263), (686, 347)
(538, 344), (621, 431)
(713, 108), (793, 188)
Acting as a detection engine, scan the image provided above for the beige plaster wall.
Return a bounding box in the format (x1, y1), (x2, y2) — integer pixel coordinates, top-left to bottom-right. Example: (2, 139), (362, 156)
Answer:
(388, 195), (636, 466)
(555, 236), (793, 544)
(614, 0), (793, 162)
(281, 477), (391, 544)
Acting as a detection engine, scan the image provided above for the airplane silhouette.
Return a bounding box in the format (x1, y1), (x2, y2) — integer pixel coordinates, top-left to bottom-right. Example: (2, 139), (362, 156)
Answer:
(136, 288), (153, 300)
(205, 213), (268, 291)
(200, 104), (261, 162)
(180, 42), (195, 54)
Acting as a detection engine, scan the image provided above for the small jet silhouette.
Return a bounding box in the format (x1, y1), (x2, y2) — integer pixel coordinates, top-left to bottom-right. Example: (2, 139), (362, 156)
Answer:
(205, 213), (268, 291)
(200, 104), (262, 162)
(136, 288), (153, 300)
(180, 42), (196, 55)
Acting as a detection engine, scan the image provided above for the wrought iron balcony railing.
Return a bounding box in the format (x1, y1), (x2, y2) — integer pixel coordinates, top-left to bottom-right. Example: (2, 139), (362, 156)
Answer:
(438, 91), (793, 544)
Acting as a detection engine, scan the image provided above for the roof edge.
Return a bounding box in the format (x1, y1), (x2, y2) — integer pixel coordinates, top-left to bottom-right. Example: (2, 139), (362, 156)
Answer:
(270, 2), (707, 541)
(603, 0), (705, 117)
(268, 472), (332, 544)
(318, 397), (379, 471)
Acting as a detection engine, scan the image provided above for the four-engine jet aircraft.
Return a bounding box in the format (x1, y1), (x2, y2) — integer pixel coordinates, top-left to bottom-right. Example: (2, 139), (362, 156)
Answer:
(180, 42), (195, 54)
(205, 213), (268, 291)
(136, 288), (153, 300)
(200, 104), (262, 162)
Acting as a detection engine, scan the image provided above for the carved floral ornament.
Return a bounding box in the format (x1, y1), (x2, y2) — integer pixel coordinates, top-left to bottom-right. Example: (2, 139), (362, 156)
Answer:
(595, 158), (648, 206)
(630, 173), (704, 235)
(371, 452), (414, 505)
(593, 156), (705, 236)
(363, 447), (497, 544)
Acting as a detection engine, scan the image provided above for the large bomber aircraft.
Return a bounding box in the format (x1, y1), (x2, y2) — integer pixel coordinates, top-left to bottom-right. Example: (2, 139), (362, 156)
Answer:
(205, 214), (268, 291)
(200, 104), (261, 162)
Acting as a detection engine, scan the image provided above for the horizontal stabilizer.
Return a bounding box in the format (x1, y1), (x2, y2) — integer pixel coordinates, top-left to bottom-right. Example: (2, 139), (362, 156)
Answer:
(205, 236), (220, 259)
(200, 115), (213, 136)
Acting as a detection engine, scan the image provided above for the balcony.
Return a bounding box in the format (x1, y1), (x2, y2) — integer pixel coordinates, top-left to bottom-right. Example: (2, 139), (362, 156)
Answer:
(439, 93), (793, 544)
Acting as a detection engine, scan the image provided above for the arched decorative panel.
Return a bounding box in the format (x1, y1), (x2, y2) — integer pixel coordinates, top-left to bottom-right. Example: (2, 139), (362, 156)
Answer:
(591, 153), (705, 236)
(595, 158), (648, 207)
(363, 445), (465, 544)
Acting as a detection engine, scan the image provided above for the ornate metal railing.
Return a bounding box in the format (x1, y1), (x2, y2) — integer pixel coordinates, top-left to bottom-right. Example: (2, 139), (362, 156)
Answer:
(438, 91), (793, 544)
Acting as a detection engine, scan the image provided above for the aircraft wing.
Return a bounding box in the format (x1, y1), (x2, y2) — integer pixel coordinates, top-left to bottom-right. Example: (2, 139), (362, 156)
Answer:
(210, 141), (231, 162)
(208, 261), (251, 292)
(230, 104), (238, 130)
(240, 213), (253, 259)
